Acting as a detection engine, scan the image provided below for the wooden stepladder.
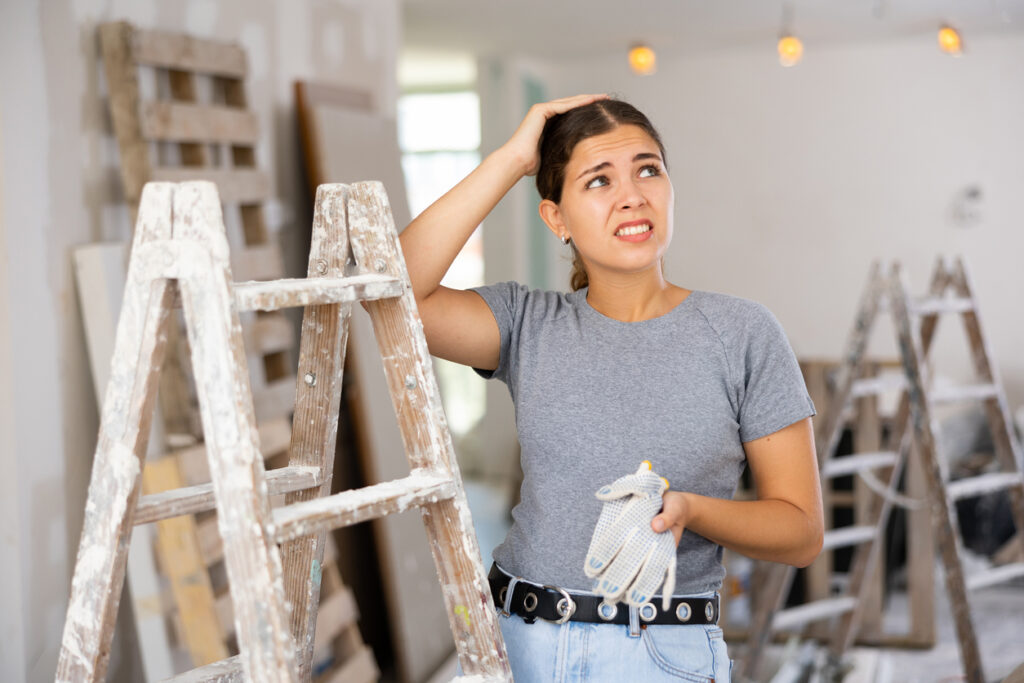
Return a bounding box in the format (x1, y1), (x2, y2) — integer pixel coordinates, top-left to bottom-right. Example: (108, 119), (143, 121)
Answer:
(739, 257), (1024, 682)
(57, 181), (511, 682)
(889, 257), (1024, 682)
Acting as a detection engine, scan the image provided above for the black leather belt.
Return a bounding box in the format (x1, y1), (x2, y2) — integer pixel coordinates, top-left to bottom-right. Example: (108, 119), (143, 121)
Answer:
(488, 564), (718, 626)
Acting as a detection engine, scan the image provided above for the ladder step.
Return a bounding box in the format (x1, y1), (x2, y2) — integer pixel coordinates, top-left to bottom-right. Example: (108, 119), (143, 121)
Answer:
(134, 466), (321, 525)
(947, 472), (1024, 501)
(850, 375), (906, 398)
(966, 562), (1024, 590)
(233, 273), (404, 312)
(930, 382), (999, 404)
(821, 451), (899, 479)
(272, 471), (458, 543)
(822, 525), (877, 551)
(772, 596), (858, 630)
(162, 655), (244, 682)
(910, 296), (975, 316)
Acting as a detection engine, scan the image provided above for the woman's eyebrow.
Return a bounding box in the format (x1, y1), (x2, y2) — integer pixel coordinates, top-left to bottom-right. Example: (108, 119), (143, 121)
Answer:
(576, 161), (610, 180)
(575, 152), (663, 181)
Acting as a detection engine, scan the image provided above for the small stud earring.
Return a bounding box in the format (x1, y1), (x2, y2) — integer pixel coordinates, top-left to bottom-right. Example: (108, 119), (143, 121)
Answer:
(561, 235), (570, 245)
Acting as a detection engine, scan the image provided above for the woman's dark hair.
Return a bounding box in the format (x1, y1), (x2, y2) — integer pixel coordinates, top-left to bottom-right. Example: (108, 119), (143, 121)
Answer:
(536, 99), (668, 291)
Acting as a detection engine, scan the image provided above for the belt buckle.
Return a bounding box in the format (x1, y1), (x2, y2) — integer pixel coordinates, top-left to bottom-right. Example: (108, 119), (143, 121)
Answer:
(540, 584), (576, 624)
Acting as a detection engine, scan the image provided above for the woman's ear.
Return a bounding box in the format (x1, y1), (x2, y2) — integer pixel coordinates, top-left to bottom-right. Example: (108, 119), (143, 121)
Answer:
(539, 199), (567, 241)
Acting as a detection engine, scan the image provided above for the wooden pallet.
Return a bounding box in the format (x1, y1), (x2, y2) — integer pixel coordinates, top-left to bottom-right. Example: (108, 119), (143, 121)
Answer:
(97, 23), (373, 679)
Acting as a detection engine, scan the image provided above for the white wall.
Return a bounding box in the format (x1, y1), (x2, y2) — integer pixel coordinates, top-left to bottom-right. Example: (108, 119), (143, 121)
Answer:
(538, 32), (1024, 406)
(0, 1), (399, 680)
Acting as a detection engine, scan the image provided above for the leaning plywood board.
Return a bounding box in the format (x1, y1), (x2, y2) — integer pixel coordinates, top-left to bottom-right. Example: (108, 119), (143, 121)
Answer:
(296, 81), (453, 682)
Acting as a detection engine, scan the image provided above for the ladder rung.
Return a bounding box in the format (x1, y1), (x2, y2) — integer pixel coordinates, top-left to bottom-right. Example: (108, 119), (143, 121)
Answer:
(272, 472), (458, 543)
(930, 383), (999, 404)
(162, 655), (243, 682)
(910, 296), (975, 316)
(850, 375), (906, 398)
(947, 472), (1024, 501)
(822, 525), (876, 551)
(966, 562), (1024, 591)
(772, 596), (858, 630)
(233, 273), (404, 312)
(166, 656), (506, 683)
(134, 466), (321, 525)
(821, 451), (899, 479)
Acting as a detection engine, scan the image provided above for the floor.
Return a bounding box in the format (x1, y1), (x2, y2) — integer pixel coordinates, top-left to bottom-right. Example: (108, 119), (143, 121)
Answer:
(743, 566), (1024, 682)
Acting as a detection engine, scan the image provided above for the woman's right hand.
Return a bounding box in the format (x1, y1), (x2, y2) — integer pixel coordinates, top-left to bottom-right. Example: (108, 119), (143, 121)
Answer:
(503, 93), (608, 177)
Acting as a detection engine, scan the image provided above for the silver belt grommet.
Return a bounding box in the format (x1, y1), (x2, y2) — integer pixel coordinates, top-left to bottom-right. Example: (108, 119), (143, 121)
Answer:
(498, 586), (508, 604)
(639, 603), (658, 622)
(523, 592), (538, 612)
(597, 601), (618, 621)
(704, 601), (715, 622)
(675, 602), (692, 622)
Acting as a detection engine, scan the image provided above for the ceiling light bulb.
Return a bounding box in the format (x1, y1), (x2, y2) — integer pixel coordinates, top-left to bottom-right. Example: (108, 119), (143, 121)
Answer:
(777, 35), (804, 67)
(629, 45), (657, 75)
(938, 25), (963, 55)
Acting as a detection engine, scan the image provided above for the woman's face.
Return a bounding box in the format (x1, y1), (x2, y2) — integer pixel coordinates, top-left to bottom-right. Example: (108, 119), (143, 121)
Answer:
(540, 124), (674, 283)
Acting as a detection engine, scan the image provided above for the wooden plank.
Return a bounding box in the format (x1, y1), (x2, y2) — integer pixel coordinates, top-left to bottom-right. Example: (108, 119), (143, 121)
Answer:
(277, 184), (354, 677)
(73, 241), (177, 680)
(142, 457), (230, 665)
(821, 451), (898, 479)
(132, 28), (247, 77)
(965, 562), (1024, 590)
(273, 473), (457, 543)
(99, 22), (151, 203)
(889, 261), (983, 681)
(348, 181), (511, 681)
(821, 525), (875, 551)
(772, 597), (857, 631)
(234, 274), (403, 312)
(930, 382), (999, 404)
(150, 167), (270, 204)
(136, 465), (321, 525)
(173, 182), (296, 681)
(947, 472), (1024, 501)
(57, 184), (176, 682)
(140, 101), (259, 144)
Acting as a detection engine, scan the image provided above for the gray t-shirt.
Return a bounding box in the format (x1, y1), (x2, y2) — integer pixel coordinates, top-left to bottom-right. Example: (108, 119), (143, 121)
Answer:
(470, 283), (816, 595)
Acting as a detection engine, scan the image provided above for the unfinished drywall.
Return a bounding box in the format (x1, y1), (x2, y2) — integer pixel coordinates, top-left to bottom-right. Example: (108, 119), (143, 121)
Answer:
(0, 1), (399, 680)
(536, 31), (1024, 406)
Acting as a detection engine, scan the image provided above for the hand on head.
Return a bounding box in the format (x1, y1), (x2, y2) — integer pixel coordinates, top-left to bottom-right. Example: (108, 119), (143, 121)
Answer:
(504, 94), (608, 177)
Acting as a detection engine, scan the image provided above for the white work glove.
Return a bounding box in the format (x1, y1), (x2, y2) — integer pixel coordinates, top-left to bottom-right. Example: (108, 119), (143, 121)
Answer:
(583, 461), (677, 611)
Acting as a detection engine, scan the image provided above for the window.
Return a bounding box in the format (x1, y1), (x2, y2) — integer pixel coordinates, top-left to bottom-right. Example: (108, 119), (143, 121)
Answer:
(398, 91), (486, 437)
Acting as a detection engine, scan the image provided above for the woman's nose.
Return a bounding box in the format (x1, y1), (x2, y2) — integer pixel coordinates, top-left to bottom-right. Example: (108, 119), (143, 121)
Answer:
(618, 179), (646, 209)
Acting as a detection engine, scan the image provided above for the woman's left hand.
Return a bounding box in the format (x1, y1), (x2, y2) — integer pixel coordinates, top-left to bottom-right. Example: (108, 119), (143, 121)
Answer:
(652, 491), (689, 546)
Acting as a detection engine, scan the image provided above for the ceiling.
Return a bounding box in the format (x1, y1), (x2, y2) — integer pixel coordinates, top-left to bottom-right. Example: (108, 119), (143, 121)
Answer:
(402, 0), (1024, 61)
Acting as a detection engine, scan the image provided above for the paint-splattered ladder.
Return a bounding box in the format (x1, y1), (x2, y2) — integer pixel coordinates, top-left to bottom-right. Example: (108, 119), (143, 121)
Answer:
(56, 181), (511, 682)
(739, 257), (1024, 683)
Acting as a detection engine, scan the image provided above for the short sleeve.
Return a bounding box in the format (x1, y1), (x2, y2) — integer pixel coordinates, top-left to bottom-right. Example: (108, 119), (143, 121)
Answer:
(737, 305), (817, 442)
(468, 281), (526, 385)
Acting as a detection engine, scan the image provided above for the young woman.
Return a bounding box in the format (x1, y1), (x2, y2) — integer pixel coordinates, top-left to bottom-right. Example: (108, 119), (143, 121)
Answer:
(399, 94), (824, 682)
